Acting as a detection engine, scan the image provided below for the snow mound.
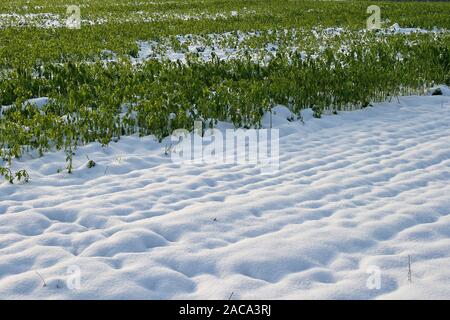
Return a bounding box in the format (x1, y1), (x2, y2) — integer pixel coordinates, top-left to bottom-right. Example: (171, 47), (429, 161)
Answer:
(1, 95), (450, 299)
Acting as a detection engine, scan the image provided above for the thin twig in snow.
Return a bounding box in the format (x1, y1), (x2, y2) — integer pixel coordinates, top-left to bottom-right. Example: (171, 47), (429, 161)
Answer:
(35, 271), (47, 287)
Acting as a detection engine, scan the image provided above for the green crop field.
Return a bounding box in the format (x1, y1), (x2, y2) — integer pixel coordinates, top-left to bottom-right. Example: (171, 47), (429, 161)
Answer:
(1, 0), (449, 182)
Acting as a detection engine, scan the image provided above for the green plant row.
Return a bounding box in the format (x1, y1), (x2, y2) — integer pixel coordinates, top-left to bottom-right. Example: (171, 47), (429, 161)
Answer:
(1, 32), (449, 182)
(1, 0), (449, 69)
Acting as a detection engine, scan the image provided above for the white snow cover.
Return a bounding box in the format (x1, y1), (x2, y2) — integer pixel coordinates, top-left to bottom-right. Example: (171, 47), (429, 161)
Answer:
(1, 92), (450, 299)
(132, 26), (450, 64)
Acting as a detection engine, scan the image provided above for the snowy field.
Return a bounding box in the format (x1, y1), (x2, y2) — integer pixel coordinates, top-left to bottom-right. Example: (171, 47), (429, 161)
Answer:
(1, 91), (450, 299)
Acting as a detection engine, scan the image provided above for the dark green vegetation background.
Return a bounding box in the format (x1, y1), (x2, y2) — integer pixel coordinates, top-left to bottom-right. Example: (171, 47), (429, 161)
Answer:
(0, 0), (449, 67)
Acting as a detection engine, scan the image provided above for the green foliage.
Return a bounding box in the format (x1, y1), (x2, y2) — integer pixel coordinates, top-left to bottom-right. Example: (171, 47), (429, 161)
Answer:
(0, 0), (449, 180)
(15, 169), (29, 183)
(87, 160), (96, 169)
(0, 167), (29, 184)
(0, 0), (449, 69)
(0, 167), (14, 184)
